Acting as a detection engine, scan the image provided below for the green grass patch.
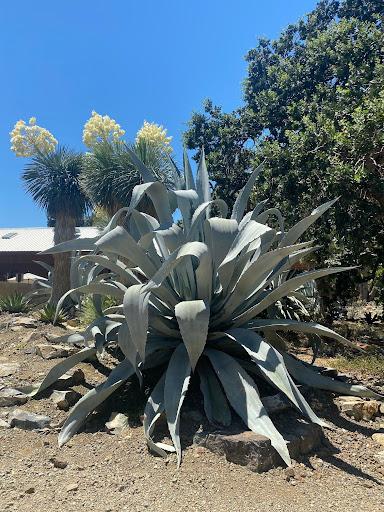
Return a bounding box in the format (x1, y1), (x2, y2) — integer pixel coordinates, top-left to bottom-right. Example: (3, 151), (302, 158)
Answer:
(329, 354), (384, 378)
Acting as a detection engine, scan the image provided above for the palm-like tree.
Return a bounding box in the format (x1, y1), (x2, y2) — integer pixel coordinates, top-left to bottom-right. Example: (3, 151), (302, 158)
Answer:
(22, 147), (92, 305)
(80, 139), (179, 218)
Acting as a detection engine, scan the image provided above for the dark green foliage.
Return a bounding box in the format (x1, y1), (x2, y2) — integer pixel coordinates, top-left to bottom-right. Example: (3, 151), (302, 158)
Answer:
(0, 293), (30, 313)
(185, 0), (384, 304)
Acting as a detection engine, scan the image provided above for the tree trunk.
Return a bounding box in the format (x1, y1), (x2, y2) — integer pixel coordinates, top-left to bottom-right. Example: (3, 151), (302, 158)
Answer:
(50, 212), (77, 307)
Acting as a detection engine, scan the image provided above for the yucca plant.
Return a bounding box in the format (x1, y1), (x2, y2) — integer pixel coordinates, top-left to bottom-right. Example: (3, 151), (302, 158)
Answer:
(24, 148), (383, 467)
(0, 293), (30, 313)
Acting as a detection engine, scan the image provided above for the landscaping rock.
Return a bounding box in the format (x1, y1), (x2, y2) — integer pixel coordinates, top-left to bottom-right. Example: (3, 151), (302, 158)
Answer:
(193, 419), (323, 473)
(372, 433), (384, 447)
(51, 389), (81, 411)
(335, 396), (380, 421)
(50, 457), (68, 469)
(0, 418), (10, 429)
(22, 331), (42, 344)
(36, 344), (70, 360)
(12, 317), (38, 328)
(262, 393), (291, 414)
(0, 362), (20, 377)
(8, 409), (51, 430)
(105, 412), (130, 435)
(0, 388), (28, 407)
(373, 450), (384, 465)
(54, 369), (85, 390)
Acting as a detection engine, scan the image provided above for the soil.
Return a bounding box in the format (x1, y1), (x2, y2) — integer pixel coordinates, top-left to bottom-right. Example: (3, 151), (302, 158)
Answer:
(0, 313), (384, 512)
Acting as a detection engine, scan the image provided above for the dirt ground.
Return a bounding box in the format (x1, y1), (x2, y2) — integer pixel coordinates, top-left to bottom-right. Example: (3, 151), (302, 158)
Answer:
(0, 314), (384, 512)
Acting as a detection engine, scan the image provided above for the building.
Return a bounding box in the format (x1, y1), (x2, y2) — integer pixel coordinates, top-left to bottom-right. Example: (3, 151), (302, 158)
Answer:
(0, 227), (99, 281)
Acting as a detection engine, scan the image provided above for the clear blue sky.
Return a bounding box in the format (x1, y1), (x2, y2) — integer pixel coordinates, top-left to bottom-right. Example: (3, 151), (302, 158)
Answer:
(0, 0), (317, 227)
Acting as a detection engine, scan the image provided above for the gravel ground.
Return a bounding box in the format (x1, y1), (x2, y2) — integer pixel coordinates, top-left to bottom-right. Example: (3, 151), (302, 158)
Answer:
(0, 314), (383, 512)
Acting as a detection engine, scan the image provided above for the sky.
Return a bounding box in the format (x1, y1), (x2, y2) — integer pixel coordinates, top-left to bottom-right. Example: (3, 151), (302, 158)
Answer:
(0, 0), (317, 227)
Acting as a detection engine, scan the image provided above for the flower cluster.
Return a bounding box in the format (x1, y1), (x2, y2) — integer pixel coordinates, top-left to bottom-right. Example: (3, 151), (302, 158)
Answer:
(10, 117), (58, 157)
(83, 111), (125, 149)
(136, 121), (173, 152)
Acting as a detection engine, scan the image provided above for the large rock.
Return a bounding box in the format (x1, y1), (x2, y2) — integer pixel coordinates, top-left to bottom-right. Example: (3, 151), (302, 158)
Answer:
(335, 396), (380, 421)
(12, 317), (38, 328)
(54, 369), (85, 390)
(194, 419), (323, 473)
(372, 433), (384, 447)
(36, 344), (72, 360)
(0, 362), (20, 377)
(51, 389), (81, 411)
(8, 409), (51, 430)
(0, 388), (28, 407)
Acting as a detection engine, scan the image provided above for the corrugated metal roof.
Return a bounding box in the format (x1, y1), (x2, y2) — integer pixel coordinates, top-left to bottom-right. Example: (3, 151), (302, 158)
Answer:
(0, 227), (100, 252)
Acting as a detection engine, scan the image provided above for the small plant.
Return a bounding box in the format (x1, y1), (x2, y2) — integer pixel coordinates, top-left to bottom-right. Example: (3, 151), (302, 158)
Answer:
(79, 295), (119, 326)
(0, 293), (30, 313)
(39, 304), (67, 325)
(23, 149), (383, 467)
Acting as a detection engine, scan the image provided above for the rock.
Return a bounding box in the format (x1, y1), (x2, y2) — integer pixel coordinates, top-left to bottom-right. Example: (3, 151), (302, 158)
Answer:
(0, 418), (10, 429)
(8, 409), (51, 430)
(335, 396), (380, 421)
(54, 369), (85, 390)
(50, 457), (68, 469)
(105, 412), (130, 435)
(25, 487), (35, 494)
(23, 331), (42, 344)
(36, 344), (72, 360)
(372, 433), (384, 447)
(0, 362), (20, 377)
(194, 419), (323, 473)
(66, 318), (80, 327)
(380, 403), (384, 415)
(0, 388), (28, 407)
(12, 317), (38, 328)
(51, 389), (81, 411)
(66, 483), (79, 492)
(373, 451), (384, 465)
(284, 467), (295, 481)
(262, 393), (291, 414)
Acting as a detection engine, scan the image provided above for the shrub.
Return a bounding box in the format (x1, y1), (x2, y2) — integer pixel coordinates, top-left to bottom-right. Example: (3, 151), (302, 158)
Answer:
(38, 304), (67, 325)
(26, 149), (383, 467)
(0, 293), (30, 313)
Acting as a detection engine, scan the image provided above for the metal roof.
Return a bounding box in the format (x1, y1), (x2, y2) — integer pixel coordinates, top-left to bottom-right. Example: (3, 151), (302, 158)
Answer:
(0, 227), (100, 252)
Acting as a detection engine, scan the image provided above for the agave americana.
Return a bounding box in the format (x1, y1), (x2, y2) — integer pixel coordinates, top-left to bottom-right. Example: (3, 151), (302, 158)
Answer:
(24, 148), (382, 466)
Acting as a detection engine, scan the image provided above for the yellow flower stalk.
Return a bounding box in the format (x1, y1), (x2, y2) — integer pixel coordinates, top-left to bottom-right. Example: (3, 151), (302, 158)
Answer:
(136, 121), (173, 153)
(83, 111), (125, 149)
(10, 117), (58, 157)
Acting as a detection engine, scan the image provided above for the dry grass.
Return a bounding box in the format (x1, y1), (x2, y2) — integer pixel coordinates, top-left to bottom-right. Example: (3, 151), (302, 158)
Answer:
(329, 354), (384, 378)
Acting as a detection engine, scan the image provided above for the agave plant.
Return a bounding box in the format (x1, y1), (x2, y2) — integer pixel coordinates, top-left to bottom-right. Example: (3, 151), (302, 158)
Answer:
(0, 293), (30, 313)
(24, 148), (382, 467)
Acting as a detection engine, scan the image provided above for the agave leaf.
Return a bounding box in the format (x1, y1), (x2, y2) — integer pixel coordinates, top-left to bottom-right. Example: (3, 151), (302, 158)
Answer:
(175, 300), (210, 370)
(234, 266), (355, 325)
(118, 322), (141, 373)
(40, 237), (98, 254)
(203, 218), (239, 268)
(224, 329), (328, 427)
(256, 208), (285, 234)
(238, 199), (269, 230)
(96, 226), (156, 277)
(126, 146), (156, 182)
(72, 254), (141, 286)
(164, 343), (191, 466)
(59, 359), (134, 446)
(247, 318), (357, 349)
(195, 147), (211, 207)
(17, 347), (97, 396)
(144, 373), (176, 457)
(198, 358), (231, 426)
(279, 198), (339, 248)
(206, 348), (291, 466)
(130, 182), (173, 226)
(183, 148), (195, 191)
(283, 353), (384, 400)
(123, 284), (151, 361)
(231, 162), (263, 223)
(187, 199), (229, 241)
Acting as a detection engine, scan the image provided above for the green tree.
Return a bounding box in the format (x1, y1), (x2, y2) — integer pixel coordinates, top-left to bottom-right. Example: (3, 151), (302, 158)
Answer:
(22, 147), (91, 305)
(185, 0), (384, 305)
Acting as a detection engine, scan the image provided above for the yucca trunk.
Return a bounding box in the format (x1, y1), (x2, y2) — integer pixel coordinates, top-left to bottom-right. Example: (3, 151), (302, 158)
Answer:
(49, 212), (76, 307)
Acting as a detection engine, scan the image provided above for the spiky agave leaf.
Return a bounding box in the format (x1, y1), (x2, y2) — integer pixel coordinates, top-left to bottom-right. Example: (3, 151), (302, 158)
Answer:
(33, 150), (383, 467)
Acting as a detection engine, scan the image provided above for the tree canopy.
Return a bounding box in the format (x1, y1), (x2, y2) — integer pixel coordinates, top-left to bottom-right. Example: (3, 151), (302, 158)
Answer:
(184, 0), (384, 302)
